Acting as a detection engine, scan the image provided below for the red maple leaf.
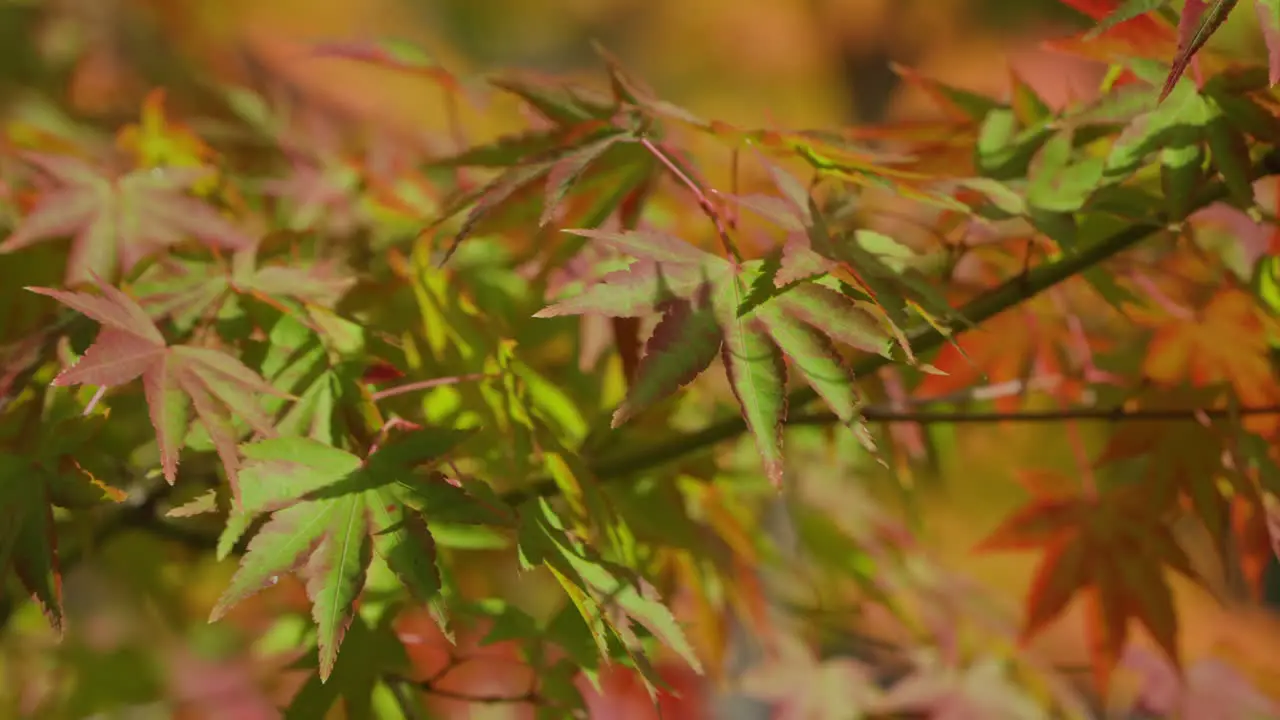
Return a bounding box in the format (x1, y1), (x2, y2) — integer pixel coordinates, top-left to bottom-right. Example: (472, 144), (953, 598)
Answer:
(1057, 0), (1175, 49)
(1045, 0), (1177, 86)
(977, 477), (1199, 696)
(27, 281), (288, 499)
(1, 153), (253, 286)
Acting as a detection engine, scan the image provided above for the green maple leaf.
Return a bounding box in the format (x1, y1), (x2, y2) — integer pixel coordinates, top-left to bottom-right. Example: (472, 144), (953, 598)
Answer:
(252, 314), (351, 444)
(426, 47), (717, 263)
(1071, 58), (1267, 215)
(0, 153), (253, 286)
(536, 228), (897, 487)
(517, 498), (703, 686)
(0, 454), (74, 633)
(27, 281), (289, 495)
(133, 246), (356, 331)
(0, 415), (123, 633)
(209, 429), (483, 681)
(430, 124), (651, 262)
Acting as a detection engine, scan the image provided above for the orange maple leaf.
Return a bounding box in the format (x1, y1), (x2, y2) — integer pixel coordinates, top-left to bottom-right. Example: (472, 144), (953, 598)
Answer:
(1230, 493), (1275, 597)
(1138, 288), (1280, 435)
(916, 303), (1084, 411)
(977, 479), (1198, 697)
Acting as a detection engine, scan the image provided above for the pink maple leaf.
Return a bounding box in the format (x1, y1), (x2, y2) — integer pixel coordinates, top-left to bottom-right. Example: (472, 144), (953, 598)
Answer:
(28, 281), (288, 499)
(2, 153), (253, 286)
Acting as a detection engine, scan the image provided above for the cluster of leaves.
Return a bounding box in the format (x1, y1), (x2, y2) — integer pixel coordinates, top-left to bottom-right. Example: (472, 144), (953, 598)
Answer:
(5, 0), (1280, 716)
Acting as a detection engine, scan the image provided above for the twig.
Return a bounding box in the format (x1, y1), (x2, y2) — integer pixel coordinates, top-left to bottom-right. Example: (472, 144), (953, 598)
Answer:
(801, 403), (1280, 426)
(639, 137), (740, 261)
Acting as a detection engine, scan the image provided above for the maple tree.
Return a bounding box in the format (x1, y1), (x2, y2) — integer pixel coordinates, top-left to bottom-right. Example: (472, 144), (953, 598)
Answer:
(7, 0), (1280, 717)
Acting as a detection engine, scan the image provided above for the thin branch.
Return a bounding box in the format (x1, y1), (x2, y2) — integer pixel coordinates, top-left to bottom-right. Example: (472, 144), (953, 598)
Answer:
(640, 137), (740, 261)
(502, 400), (1280, 503)
(584, 150), (1280, 482)
(794, 403), (1280, 426)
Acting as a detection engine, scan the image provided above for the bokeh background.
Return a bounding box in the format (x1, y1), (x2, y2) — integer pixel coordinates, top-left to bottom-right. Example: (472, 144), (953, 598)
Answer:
(6, 0), (1280, 717)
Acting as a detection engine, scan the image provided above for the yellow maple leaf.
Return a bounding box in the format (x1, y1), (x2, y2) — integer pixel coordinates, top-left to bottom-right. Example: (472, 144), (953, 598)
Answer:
(116, 88), (218, 193)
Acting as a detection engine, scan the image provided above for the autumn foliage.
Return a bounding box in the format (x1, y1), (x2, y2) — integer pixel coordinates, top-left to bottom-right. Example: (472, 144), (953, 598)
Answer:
(7, 0), (1280, 717)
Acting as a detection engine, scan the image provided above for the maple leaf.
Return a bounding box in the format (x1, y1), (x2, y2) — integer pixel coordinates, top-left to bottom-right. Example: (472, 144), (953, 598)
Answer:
(739, 160), (959, 342)
(1256, 0), (1280, 87)
(750, 129), (963, 212)
(976, 479), (1199, 696)
(535, 228), (898, 487)
(1095, 387), (1249, 554)
(311, 38), (464, 96)
(0, 453), (115, 634)
(209, 429), (480, 682)
(1071, 63), (1264, 215)
(0, 153), (254, 286)
(425, 48), (724, 263)
(1068, 0), (1176, 52)
(133, 246), (356, 330)
(515, 497), (704, 684)
(261, 152), (366, 237)
(27, 282), (288, 495)
(430, 120), (652, 262)
(875, 654), (1044, 720)
(1117, 645), (1278, 719)
(914, 304), (1083, 413)
(1137, 288), (1280, 434)
(1163, 0), (1239, 102)
(737, 633), (881, 719)
(0, 414), (124, 634)
(115, 88), (215, 175)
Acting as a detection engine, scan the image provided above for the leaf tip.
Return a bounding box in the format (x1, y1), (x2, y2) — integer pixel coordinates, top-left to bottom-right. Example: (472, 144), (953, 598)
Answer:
(766, 461), (784, 491)
(610, 405), (633, 428)
(208, 604), (228, 623)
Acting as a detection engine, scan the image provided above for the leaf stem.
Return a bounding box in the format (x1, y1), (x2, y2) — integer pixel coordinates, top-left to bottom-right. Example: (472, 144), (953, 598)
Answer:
(639, 137), (740, 261)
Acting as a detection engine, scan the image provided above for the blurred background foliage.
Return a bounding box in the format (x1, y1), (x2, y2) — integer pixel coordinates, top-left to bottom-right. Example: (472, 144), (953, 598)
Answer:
(6, 0), (1280, 717)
